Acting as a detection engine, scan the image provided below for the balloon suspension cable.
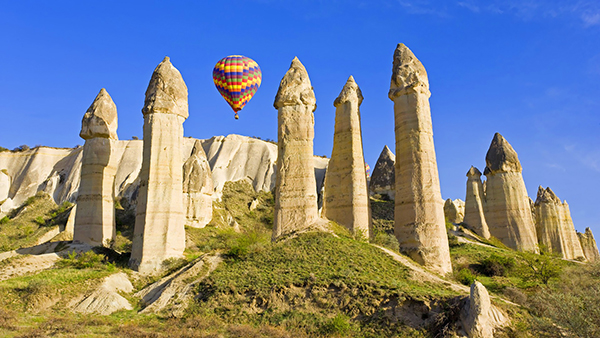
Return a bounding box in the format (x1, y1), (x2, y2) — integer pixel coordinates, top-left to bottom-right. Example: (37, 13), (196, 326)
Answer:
(234, 112), (239, 119)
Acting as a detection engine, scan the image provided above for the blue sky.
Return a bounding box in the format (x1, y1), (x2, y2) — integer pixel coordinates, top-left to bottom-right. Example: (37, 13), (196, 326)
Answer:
(1, 1), (599, 234)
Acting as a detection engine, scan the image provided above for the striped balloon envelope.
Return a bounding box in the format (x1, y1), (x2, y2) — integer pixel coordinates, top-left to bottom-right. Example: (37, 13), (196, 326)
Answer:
(213, 55), (262, 119)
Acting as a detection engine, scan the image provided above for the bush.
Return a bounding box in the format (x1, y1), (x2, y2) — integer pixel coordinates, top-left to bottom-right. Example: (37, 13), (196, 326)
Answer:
(34, 216), (46, 226)
(56, 251), (111, 270)
(12, 144), (30, 152)
(372, 230), (400, 252)
(0, 216), (9, 225)
(447, 233), (460, 248)
(479, 254), (515, 277)
(320, 314), (352, 335)
(0, 146), (8, 153)
(517, 249), (562, 285)
(456, 268), (476, 286)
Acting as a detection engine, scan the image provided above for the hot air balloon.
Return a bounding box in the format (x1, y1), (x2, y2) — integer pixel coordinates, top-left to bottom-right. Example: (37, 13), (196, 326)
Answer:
(213, 55), (262, 119)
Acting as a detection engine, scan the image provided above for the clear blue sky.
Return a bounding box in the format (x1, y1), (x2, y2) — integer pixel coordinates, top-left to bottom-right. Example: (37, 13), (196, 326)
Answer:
(1, 1), (599, 234)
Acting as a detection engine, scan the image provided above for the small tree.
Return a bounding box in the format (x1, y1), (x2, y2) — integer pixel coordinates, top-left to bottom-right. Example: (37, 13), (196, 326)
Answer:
(517, 246), (562, 285)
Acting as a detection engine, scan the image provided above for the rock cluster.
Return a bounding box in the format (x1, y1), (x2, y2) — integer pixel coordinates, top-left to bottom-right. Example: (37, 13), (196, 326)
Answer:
(578, 228), (600, 262)
(534, 186), (585, 260)
(272, 57), (320, 240)
(322, 76), (371, 236)
(483, 133), (538, 252)
(369, 145), (396, 200)
(130, 57), (188, 273)
(389, 43), (452, 275)
(182, 140), (214, 228)
(462, 166), (491, 239)
(444, 198), (465, 224)
(73, 88), (118, 246)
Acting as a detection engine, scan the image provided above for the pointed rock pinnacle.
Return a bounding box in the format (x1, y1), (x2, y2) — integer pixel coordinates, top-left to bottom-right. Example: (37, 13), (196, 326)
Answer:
(142, 56), (188, 119)
(334, 75), (363, 107)
(273, 57), (316, 110)
(484, 133), (522, 175)
(389, 43), (430, 100)
(80, 88), (118, 140)
(466, 166), (482, 178)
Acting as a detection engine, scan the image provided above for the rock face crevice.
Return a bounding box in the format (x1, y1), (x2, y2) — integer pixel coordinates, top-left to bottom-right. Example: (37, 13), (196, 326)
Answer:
(369, 145), (396, 200)
(322, 76), (371, 236)
(272, 57), (320, 240)
(74, 88), (118, 246)
(483, 133), (538, 252)
(534, 186), (585, 260)
(130, 57), (188, 273)
(463, 166), (491, 239)
(389, 43), (452, 275)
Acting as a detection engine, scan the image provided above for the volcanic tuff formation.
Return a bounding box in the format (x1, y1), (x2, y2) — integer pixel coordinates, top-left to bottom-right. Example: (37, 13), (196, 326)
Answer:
(463, 166), (491, 239)
(73, 89), (118, 246)
(322, 76), (371, 236)
(484, 133), (538, 252)
(578, 228), (600, 262)
(369, 145), (396, 200)
(534, 186), (585, 260)
(388, 43), (452, 275)
(272, 57), (320, 240)
(130, 57), (188, 274)
(182, 140), (214, 228)
(444, 198), (465, 224)
(460, 281), (507, 338)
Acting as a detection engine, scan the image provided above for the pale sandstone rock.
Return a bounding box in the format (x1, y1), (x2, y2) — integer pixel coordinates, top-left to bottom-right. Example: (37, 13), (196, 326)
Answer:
(0, 170), (10, 203)
(130, 57), (188, 273)
(183, 140), (214, 228)
(463, 167), (491, 239)
(322, 76), (371, 236)
(74, 89), (118, 247)
(484, 133), (538, 252)
(65, 204), (76, 234)
(136, 254), (222, 317)
(534, 187), (585, 260)
(272, 57), (320, 240)
(460, 281), (507, 338)
(369, 145), (396, 200)
(444, 198), (465, 224)
(388, 43), (452, 275)
(72, 272), (133, 315)
(578, 227), (600, 262)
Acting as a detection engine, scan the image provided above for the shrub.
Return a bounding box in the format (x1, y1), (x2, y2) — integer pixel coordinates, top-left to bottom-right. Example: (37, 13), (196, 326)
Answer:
(0, 216), (9, 225)
(56, 251), (111, 270)
(34, 216), (46, 225)
(479, 254), (515, 277)
(447, 233), (460, 248)
(456, 268), (476, 286)
(372, 230), (400, 252)
(0, 146), (8, 153)
(320, 314), (352, 335)
(12, 144), (30, 152)
(517, 249), (562, 285)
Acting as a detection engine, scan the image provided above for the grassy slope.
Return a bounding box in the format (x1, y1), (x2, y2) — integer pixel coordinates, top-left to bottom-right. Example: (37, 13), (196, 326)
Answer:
(2, 181), (599, 337)
(0, 192), (72, 252)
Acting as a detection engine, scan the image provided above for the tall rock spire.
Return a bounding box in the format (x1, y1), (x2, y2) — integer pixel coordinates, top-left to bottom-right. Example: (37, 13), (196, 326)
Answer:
(388, 43), (452, 275)
(182, 140), (214, 228)
(272, 57), (319, 240)
(484, 133), (538, 252)
(534, 187), (585, 259)
(578, 228), (600, 262)
(463, 166), (491, 239)
(74, 88), (118, 246)
(130, 57), (188, 273)
(322, 76), (371, 237)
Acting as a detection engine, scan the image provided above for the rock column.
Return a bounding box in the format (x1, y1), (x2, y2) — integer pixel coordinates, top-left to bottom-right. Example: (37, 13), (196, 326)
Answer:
(74, 88), (118, 246)
(183, 140), (214, 228)
(272, 57), (319, 240)
(484, 133), (538, 252)
(534, 187), (585, 259)
(130, 57), (188, 273)
(578, 228), (600, 262)
(322, 76), (371, 237)
(388, 43), (452, 275)
(463, 167), (491, 239)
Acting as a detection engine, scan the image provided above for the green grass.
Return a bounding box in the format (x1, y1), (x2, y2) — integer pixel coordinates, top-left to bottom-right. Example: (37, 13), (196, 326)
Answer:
(0, 192), (72, 252)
